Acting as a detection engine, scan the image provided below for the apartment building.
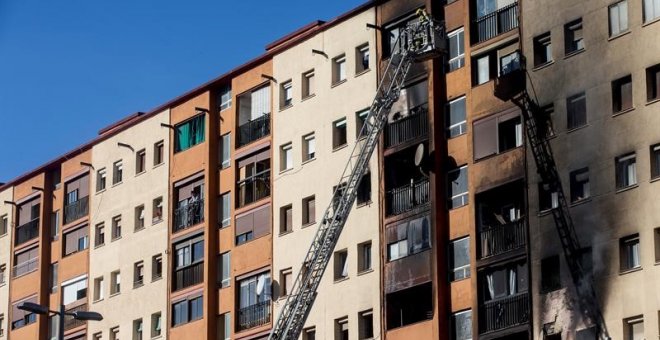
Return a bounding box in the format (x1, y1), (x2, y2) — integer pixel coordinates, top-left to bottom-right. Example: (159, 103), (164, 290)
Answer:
(0, 186), (12, 339)
(271, 6), (380, 340)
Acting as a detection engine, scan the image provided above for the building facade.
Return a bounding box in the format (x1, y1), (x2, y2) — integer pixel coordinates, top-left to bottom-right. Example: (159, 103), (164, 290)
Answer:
(0, 186), (13, 339)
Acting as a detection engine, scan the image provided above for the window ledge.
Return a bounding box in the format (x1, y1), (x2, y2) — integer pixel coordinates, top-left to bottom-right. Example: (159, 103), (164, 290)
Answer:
(331, 79), (348, 88)
(109, 292), (121, 298)
(151, 336), (163, 340)
(646, 97), (660, 106)
(566, 123), (589, 134)
(619, 266), (642, 275)
(569, 198), (592, 207)
(608, 30), (631, 41)
(152, 218), (163, 226)
(301, 157), (316, 165)
(650, 176), (660, 183)
(332, 144), (348, 152)
(357, 269), (374, 276)
(564, 48), (585, 59)
(111, 182), (123, 188)
(356, 200), (372, 209)
(96, 189), (107, 195)
(0, 233), (7, 239)
(151, 276), (163, 283)
(279, 230), (293, 237)
(302, 221), (316, 228)
(279, 168), (293, 175)
(615, 184), (638, 194)
(0, 282), (6, 288)
(92, 298), (104, 304)
(94, 243), (105, 249)
(355, 68), (371, 78)
(279, 104), (293, 112)
(642, 16), (660, 27)
(450, 276), (471, 284)
(134, 226), (145, 233)
(152, 162), (165, 170)
(532, 60), (555, 71)
(135, 171), (146, 178)
(133, 282), (144, 289)
(333, 277), (349, 284)
(112, 236), (122, 242)
(302, 94), (316, 102)
(612, 107), (635, 117)
(220, 163), (230, 170)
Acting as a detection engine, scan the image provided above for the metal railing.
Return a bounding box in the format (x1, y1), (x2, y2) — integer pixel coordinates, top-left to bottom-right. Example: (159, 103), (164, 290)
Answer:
(12, 257), (38, 277)
(64, 196), (89, 225)
(173, 199), (204, 233)
(386, 178), (430, 216)
(479, 292), (529, 333)
(238, 113), (271, 147)
(64, 304), (88, 330)
(479, 219), (526, 259)
(237, 172), (270, 208)
(173, 261), (204, 291)
(473, 2), (519, 44)
(385, 107), (429, 149)
(15, 218), (39, 246)
(238, 300), (271, 331)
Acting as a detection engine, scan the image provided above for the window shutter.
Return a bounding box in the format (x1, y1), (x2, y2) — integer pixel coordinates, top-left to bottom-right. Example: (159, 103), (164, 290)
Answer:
(474, 116), (498, 160)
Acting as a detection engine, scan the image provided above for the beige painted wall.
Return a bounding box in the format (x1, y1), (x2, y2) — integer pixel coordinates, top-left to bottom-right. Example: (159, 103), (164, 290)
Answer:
(271, 8), (381, 339)
(523, 0), (660, 338)
(0, 186), (13, 337)
(87, 110), (170, 339)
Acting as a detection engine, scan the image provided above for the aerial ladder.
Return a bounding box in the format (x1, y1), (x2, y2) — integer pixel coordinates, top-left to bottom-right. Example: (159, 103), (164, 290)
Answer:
(268, 12), (445, 340)
(494, 61), (610, 339)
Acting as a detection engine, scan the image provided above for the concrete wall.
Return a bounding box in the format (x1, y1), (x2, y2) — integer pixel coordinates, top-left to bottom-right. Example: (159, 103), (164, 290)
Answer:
(271, 8), (381, 339)
(0, 187), (13, 338)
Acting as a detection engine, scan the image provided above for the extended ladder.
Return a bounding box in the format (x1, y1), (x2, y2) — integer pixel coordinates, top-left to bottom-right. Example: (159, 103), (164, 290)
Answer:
(269, 13), (445, 340)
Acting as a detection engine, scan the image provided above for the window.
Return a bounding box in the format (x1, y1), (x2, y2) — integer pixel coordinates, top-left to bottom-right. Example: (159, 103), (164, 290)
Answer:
(51, 210), (60, 240)
(235, 204), (271, 245)
(113, 161), (123, 185)
(219, 252), (230, 288)
(63, 226), (89, 256)
(387, 215), (431, 261)
(0, 214), (7, 235)
(0, 313), (4, 336)
(651, 144), (660, 179)
(0, 264), (5, 285)
(302, 196), (315, 226)
(332, 55), (347, 84)
(135, 205), (145, 231)
(570, 168), (590, 202)
(112, 215), (122, 240)
(280, 143), (293, 171)
(62, 275), (87, 305)
(219, 85), (232, 111)
(565, 19), (584, 55)
(499, 51), (520, 76)
(474, 111), (522, 160)
(110, 270), (121, 294)
(451, 310), (472, 340)
(302, 70), (315, 98)
(49, 263), (58, 293)
(154, 141), (164, 166)
(237, 272), (271, 329)
(448, 165), (468, 209)
(219, 313), (230, 340)
(279, 205), (293, 235)
(447, 28), (465, 71)
(97, 168), (107, 192)
(357, 172), (371, 205)
(220, 133), (231, 169)
(539, 181), (559, 211)
(95, 223), (105, 247)
(280, 80), (293, 109)
(611, 75), (633, 114)
(175, 114), (205, 153)
(94, 276), (104, 301)
(303, 133), (316, 161)
(533, 32), (552, 67)
(134, 261), (144, 287)
(616, 153), (637, 189)
(623, 316), (644, 340)
(303, 327), (316, 340)
(446, 96), (466, 138)
(358, 242), (372, 273)
(334, 250), (349, 281)
(92, 331), (101, 340)
(236, 150), (270, 208)
(481, 261), (528, 302)
(646, 63), (660, 102)
(333, 118), (348, 149)
(136, 149), (146, 174)
(335, 317), (349, 340)
(174, 236), (204, 290)
(358, 310), (373, 339)
(279, 268), (292, 297)
(110, 326), (119, 340)
(644, 0), (660, 22)
(355, 109), (369, 138)
(13, 247), (38, 277)
(356, 44), (370, 74)
(133, 318), (143, 340)
(383, 15), (420, 58)
(152, 197), (163, 223)
(449, 237), (470, 281)
(609, 1), (629, 36)
(654, 227), (660, 263)
(152, 254), (163, 281)
(620, 234), (641, 271)
(476, 54), (490, 85)
(11, 298), (37, 329)
(541, 255), (560, 292)
(219, 192), (230, 227)
(151, 312), (162, 338)
(567, 92), (587, 130)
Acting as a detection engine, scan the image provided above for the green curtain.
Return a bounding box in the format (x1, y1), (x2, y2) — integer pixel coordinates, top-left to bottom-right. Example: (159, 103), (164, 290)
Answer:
(176, 122), (191, 151)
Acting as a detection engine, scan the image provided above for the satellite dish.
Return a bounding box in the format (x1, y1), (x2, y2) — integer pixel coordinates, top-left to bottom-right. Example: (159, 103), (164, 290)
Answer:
(414, 143), (425, 167)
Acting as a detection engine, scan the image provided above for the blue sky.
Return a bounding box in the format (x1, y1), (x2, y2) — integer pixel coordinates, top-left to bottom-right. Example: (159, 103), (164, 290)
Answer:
(0, 0), (366, 182)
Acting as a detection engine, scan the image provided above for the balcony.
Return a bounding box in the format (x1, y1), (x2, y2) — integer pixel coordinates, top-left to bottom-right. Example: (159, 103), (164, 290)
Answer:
(237, 300), (271, 331)
(13, 257), (38, 278)
(15, 218), (39, 246)
(64, 304), (87, 330)
(472, 2), (519, 44)
(64, 196), (89, 225)
(237, 172), (270, 208)
(386, 178), (430, 216)
(173, 261), (204, 291)
(479, 293), (529, 334)
(238, 113), (270, 148)
(479, 219), (526, 259)
(173, 199), (204, 233)
(385, 108), (429, 149)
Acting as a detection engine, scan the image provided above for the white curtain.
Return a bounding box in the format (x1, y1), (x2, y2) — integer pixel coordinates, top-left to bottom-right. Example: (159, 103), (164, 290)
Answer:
(486, 273), (495, 300)
(509, 268), (517, 295)
(251, 86), (271, 120)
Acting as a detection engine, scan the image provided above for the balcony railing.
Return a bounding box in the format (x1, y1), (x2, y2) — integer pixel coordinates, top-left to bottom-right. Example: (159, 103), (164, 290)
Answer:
(473, 2), (519, 44)
(173, 261), (204, 291)
(64, 196), (89, 225)
(237, 172), (270, 208)
(64, 304), (87, 330)
(237, 300), (271, 331)
(479, 292), (529, 333)
(15, 218), (40, 246)
(12, 257), (38, 278)
(479, 219), (526, 259)
(238, 113), (271, 147)
(173, 199), (204, 233)
(385, 107), (429, 149)
(386, 178), (430, 216)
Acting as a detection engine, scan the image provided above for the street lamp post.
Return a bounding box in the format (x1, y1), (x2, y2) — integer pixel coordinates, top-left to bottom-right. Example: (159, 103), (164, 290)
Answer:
(18, 302), (103, 340)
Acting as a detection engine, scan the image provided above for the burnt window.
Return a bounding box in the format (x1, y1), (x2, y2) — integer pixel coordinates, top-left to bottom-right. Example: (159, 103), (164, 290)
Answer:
(570, 167), (590, 202)
(612, 75), (633, 113)
(541, 255), (560, 292)
(533, 32), (552, 67)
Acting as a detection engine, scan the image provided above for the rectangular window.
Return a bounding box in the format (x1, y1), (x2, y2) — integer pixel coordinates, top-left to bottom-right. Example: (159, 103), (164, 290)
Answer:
(358, 310), (373, 340)
(451, 310), (472, 340)
(0, 214), (7, 235)
(152, 197), (163, 223)
(279, 268), (293, 297)
(219, 313), (230, 340)
(332, 55), (347, 84)
(570, 167), (590, 202)
(280, 205), (293, 234)
(609, 0), (629, 36)
(134, 261), (144, 287)
(136, 149), (146, 174)
(219, 192), (231, 227)
(302, 70), (315, 98)
(612, 75), (633, 113)
(151, 312), (162, 338)
(651, 144), (660, 179)
(356, 44), (370, 74)
(97, 168), (107, 192)
(623, 316), (644, 340)
(499, 51), (520, 76)
(219, 252), (230, 288)
(154, 141), (164, 166)
(237, 272), (271, 329)
(447, 96), (467, 138)
(0, 264), (6, 285)
(476, 55), (490, 85)
(62, 275), (87, 305)
(654, 227), (660, 263)
(133, 318), (143, 340)
(541, 255), (561, 292)
(334, 250), (349, 281)
(448, 165), (468, 209)
(11, 297), (37, 330)
(113, 160), (123, 185)
(333, 118), (348, 149)
(539, 181), (559, 211)
(387, 215), (431, 262)
(280, 80), (293, 109)
(152, 254), (163, 280)
(303, 133), (316, 161)
(94, 276), (104, 301)
(616, 153), (637, 189)
(449, 237), (470, 281)
(112, 215), (122, 240)
(135, 205), (145, 231)
(13, 247), (38, 277)
(63, 226), (89, 256)
(447, 28), (465, 71)
(110, 326), (119, 340)
(357, 172), (371, 205)
(49, 263), (58, 293)
(235, 203), (271, 245)
(51, 210), (60, 240)
(565, 18), (584, 55)
(219, 85), (232, 111)
(355, 109), (369, 138)
(175, 114), (206, 153)
(533, 32), (552, 67)
(95, 223), (105, 247)
(220, 133), (231, 169)
(358, 241), (372, 273)
(302, 195), (316, 226)
(644, 0), (660, 22)
(111, 270), (121, 294)
(567, 92), (587, 130)
(620, 234), (641, 271)
(335, 317), (349, 340)
(646, 63), (660, 102)
(280, 143), (293, 171)
(303, 327), (316, 340)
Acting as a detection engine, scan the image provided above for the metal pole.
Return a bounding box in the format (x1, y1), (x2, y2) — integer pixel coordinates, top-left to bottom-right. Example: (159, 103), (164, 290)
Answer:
(58, 304), (65, 340)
